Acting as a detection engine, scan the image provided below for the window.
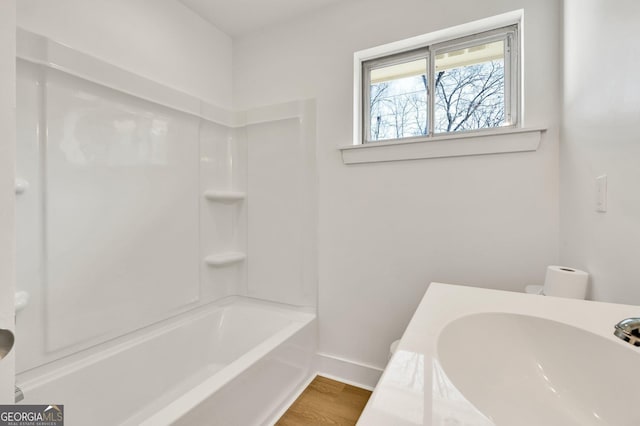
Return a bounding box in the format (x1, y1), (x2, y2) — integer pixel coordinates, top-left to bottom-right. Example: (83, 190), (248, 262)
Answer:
(362, 25), (518, 144)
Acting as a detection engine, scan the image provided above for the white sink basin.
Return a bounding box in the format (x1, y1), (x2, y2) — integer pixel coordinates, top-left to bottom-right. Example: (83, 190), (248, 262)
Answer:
(437, 313), (640, 426)
(358, 284), (640, 426)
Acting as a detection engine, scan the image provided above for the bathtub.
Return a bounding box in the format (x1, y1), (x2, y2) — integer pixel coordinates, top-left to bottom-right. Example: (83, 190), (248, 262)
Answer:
(17, 297), (316, 426)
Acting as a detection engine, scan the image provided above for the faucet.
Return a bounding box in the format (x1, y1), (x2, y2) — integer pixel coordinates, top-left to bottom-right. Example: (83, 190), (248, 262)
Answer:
(614, 318), (640, 347)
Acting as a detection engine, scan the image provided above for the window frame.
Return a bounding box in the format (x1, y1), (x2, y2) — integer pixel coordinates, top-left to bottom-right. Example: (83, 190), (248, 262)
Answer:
(361, 24), (519, 144)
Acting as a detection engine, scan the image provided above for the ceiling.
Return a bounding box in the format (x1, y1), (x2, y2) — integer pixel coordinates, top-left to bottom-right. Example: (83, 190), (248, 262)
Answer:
(178, 0), (348, 38)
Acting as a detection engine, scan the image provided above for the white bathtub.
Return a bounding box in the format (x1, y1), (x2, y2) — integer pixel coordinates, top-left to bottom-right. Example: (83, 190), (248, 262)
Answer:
(17, 297), (316, 426)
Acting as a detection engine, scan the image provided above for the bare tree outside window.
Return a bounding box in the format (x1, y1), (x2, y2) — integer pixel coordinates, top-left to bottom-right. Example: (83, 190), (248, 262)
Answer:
(434, 60), (505, 133)
(369, 60), (504, 141)
(369, 75), (427, 141)
(364, 31), (515, 143)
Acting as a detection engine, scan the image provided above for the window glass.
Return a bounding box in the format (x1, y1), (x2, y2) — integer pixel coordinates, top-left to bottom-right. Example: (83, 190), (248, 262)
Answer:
(368, 58), (427, 141)
(361, 25), (517, 144)
(434, 40), (506, 133)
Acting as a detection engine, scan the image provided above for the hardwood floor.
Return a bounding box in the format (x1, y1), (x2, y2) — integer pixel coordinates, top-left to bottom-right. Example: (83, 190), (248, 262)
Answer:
(276, 376), (372, 426)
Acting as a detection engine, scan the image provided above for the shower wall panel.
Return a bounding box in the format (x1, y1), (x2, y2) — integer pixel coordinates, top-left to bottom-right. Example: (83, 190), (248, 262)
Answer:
(247, 102), (317, 307)
(15, 60), (45, 372)
(14, 61), (203, 368)
(16, 33), (313, 375)
(44, 69), (201, 351)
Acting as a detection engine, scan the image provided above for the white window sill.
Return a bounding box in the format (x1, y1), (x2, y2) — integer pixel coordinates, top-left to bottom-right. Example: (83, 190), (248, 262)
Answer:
(339, 127), (546, 165)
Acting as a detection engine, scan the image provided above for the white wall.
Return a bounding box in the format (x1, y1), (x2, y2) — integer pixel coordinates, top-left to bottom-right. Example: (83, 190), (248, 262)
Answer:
(0, 0), (16, 403)
(17, 0), (233, 108)
(561, 1), (640, 304)
(234, 0), (562, 369)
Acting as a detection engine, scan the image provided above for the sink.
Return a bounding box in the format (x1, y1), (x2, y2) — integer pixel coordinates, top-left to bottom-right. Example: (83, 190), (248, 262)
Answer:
(357, 284), (640, 426)
(437, 313), (640, 426)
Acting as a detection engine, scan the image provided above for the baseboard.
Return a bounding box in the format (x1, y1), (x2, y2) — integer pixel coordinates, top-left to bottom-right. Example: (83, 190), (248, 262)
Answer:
(314, 352), (384, 390)
(263, 353), (384, 425)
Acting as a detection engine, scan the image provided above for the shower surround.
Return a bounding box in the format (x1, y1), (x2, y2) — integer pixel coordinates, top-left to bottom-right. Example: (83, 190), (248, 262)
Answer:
(14, 29), (317, 425)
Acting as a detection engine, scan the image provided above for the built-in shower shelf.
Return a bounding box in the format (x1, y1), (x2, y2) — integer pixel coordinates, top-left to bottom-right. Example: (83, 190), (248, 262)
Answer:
(204, 252), (246, 267)
(203, 190), (246, 202)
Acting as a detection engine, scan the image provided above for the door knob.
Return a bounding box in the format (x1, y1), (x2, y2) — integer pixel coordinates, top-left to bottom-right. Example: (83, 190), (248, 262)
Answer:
(0, 329), (14, 359)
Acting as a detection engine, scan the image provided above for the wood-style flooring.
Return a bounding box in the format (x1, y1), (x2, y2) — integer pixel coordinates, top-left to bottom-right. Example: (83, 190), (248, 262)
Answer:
(276, 375), (372, 426)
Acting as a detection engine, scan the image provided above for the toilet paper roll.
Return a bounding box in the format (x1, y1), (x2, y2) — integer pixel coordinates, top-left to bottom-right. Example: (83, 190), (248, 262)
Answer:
(543, 266), (589, 299)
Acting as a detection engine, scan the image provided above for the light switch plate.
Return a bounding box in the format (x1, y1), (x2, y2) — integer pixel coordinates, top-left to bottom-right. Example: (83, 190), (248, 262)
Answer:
(596, 175), (607, 212)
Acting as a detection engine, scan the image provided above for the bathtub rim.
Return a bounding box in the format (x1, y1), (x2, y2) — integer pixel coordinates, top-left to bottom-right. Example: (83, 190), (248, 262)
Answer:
(135, 313), (316, 426)
(17, 295), (315, 393)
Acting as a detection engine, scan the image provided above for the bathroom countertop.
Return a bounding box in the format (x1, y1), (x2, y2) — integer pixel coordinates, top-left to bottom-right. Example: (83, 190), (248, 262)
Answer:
(357, 283), (640, 426)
